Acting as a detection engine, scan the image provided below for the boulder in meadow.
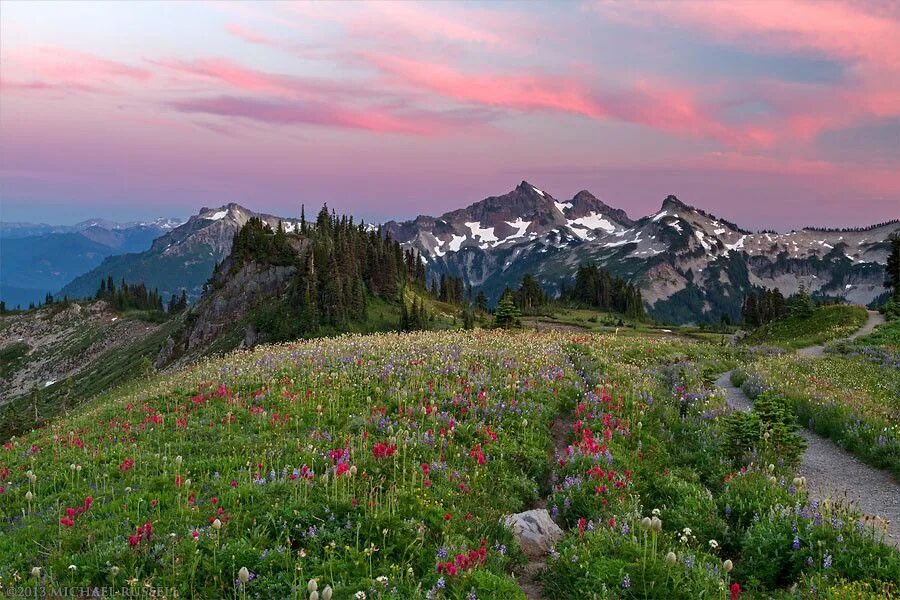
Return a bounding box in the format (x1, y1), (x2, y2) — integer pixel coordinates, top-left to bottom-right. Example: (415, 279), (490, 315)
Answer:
(503, 509), (563, 557)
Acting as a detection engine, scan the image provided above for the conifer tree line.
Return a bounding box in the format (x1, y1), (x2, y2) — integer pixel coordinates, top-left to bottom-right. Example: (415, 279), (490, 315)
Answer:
(885, 233), (900, 302)
(741, 284), (817, 327)
(804, 219), (899, 233)
(399, 296), (431, 331)
(230, 216), (295, 268)
(167, 290), (188, 314)
(430, 274), (466, 304)
(513, 274), (546, 313)
(740, 287), (787, 327)
(564, 263), (645, 319)
(95, 276), (164, 312)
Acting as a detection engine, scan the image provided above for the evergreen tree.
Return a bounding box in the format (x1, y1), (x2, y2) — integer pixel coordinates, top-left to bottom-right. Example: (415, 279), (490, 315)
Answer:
(399, 295), (410, 332)
(493, 289), (521, 329)
(475, 291), (488, 312)
(566, 262), (643, 318)
(462, 307), (475, 330)
(514, 274), (545, 312)
(786, 284), (814, 317)
(886, 233), (900, 301)
(742, 292), (760, 327)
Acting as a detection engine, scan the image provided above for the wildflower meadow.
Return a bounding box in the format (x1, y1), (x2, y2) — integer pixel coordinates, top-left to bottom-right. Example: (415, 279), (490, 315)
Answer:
(0, 331), (896, 598)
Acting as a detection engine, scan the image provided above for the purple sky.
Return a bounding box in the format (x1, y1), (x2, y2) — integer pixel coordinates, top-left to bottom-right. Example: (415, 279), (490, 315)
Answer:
(1, 1), (898, 230)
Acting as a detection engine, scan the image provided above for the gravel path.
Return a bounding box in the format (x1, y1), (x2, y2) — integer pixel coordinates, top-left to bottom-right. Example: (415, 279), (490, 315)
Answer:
(716, 371), (899, 547)
(797, 310), (885, 357)
(715, 371), (752, 412)
(719, 309), (897, 547)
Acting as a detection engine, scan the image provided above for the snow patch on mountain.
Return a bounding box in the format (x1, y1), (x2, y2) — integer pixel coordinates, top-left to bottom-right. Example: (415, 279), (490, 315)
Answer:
(505, 218), (531, 240)
(447, 234), (466, 252)
(465, 221), (498, 247)
(569, 212), (617, 235)
(694, 230), (713, 253)
(725, 235), (746, 252)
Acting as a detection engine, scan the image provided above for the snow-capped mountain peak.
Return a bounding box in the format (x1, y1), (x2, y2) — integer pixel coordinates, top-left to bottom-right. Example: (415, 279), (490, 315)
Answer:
(384, 183), (899, 323)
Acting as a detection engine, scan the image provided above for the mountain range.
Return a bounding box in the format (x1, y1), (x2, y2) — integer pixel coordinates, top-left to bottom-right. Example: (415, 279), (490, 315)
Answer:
(5, 183), (897, 323)
(0, 218), (182, 308)
(58, 204), (301, 304)
(384, 181), (898, 323)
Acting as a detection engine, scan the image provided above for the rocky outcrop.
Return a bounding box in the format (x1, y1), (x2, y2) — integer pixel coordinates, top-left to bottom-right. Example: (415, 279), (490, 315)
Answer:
(191, 262), (295, 350)
(503, 509), (564, 557)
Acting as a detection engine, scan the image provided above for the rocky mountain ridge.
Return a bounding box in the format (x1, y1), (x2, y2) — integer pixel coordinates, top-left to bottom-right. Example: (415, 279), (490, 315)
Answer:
(385, 182), (898, 323)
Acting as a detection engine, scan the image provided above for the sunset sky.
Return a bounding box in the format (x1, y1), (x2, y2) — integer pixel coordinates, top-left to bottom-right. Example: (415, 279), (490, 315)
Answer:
(1, 1), (898, 229)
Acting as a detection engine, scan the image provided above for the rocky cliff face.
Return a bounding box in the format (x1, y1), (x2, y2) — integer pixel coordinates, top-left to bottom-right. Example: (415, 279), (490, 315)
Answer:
(0, 301), (166, 403)
(185, 262), (296, 353)
(155, 237), (305, 367)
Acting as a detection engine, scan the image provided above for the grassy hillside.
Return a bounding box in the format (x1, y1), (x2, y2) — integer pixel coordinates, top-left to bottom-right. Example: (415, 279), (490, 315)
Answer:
(0, 331), (895, 598)
(851, 318), (900, 350)
(744, 305), (867, 349)
(0, 310), (180, 441)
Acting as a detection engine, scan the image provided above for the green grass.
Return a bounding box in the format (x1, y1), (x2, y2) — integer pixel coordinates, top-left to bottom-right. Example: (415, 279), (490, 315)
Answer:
(0, 341), (31, 378)
(851, 318), (900, 350)
(744, 305), (867, 350)
(520, 306), (645, 332)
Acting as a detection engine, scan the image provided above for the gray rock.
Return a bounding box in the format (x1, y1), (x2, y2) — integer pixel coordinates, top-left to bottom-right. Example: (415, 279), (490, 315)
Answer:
(503, 509), (563, 557)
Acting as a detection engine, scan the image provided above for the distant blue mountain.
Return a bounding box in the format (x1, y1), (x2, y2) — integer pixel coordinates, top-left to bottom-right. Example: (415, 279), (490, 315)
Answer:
(0, 219), (182, 308)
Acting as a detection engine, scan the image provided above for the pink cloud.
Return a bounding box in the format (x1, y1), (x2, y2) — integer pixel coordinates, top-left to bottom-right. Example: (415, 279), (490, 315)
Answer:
(360, 53), (769, 147)
(351, 1), (515, 48)
(225, 23), (276, 46)
(622, 1), (900, 70)
(590, 1), (900, 147)
(167, 95), (487, 136)
(151, 57), (297, 95)
(1, 46), (151, 94)
(284, 1), (522, 49)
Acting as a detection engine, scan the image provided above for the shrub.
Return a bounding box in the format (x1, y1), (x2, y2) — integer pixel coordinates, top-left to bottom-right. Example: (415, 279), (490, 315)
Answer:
(719, 471), (796, 532)
(723, 411), (762, 466)
(542, 522), (727, 600)
(737, 504), (900, 590)
(635, 472), (727, 548)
